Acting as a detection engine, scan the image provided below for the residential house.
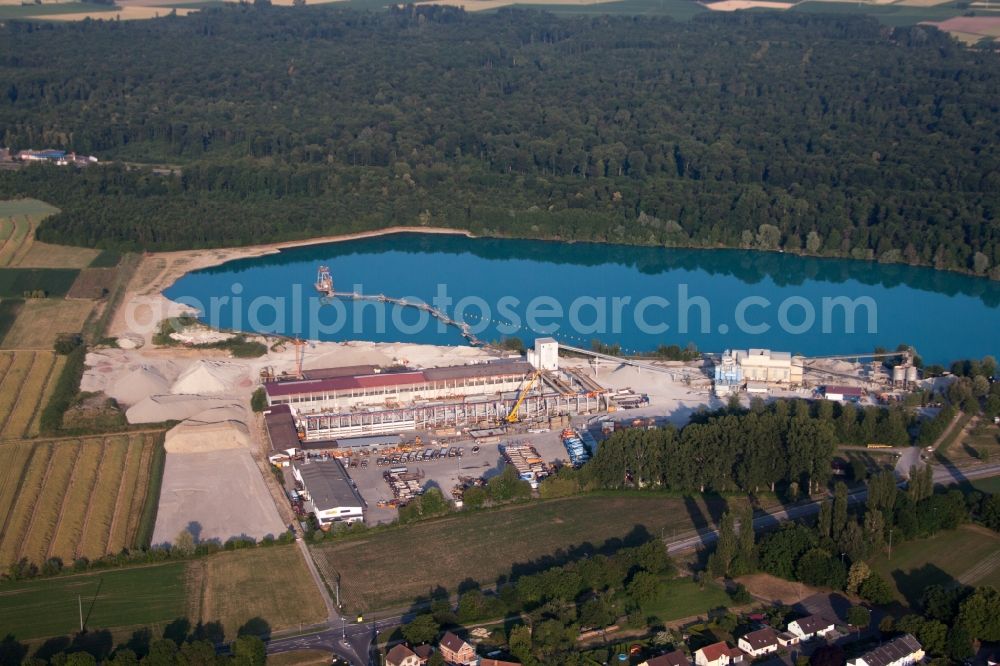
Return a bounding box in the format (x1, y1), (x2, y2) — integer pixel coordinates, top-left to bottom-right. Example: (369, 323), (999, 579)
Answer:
(846, 634), (924, 666)
(694, 642), (746, 666)
(386, 644), (421, 666)
(738, 628), (779, 657)
(439, 631), (477, 665)
(776, 632), (799, 648)
(413, 645), (434, 664)
(787, 614), (836, 641)
(640, 649), (690, 666)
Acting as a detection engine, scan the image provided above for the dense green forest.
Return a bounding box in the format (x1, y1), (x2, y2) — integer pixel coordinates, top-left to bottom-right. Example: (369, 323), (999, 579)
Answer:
(0, 6), (998, 277)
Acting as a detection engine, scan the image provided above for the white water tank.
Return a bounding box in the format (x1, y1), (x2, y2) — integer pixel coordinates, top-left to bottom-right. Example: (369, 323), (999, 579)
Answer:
(892, 365), (906, 384)
(906, 365), (918, 383)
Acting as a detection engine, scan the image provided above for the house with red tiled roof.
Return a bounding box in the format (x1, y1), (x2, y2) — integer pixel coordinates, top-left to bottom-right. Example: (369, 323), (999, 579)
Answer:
(439, 631), (477, 665)
(386, 643), (421, 666)
(413, 644), (434, 664)
(694, 642), (745, 666)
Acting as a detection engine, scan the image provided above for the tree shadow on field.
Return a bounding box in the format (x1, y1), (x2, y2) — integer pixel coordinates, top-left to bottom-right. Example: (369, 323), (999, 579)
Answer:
(123, 628), (152, 658)
(70, 630), (113, 661)
(163, 618), (191, 646)
(0, 634), (27, 666)
(237, 617), (271, 641)
(33, 636), (70, 663)
(892, 564), (958, 610)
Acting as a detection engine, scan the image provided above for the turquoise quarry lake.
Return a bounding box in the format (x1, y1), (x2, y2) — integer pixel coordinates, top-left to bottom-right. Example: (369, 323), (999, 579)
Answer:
(165, 233), (1000, 365)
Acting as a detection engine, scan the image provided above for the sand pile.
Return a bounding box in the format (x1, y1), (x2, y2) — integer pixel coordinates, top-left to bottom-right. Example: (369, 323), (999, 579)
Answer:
(106, 364), (170, 404)
(164, 404), (251, 454)
(126, 394), (237, 423)
(170, 359), (248, 395)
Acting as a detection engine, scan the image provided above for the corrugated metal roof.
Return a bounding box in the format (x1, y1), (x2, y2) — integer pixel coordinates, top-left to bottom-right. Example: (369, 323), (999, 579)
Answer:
(297, 459), (364, 511)
(266, 361), (532, 398)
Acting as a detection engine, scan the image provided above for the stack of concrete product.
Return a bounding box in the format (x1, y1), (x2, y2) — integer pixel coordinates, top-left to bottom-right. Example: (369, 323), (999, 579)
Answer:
(164, 405), (251, 453)
(126, 394), (239, 424)
(385, 471), (422, 503)
(501, 442), (548, 483)
(170, 359), (249, 395)
(547, 414), (571, 430)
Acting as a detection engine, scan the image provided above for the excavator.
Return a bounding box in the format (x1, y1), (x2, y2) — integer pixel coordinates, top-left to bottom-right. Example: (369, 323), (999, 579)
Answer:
(505, 370), (541, 424)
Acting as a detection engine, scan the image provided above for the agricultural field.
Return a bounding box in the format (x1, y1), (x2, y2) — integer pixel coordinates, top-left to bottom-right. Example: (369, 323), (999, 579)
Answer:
(1, 299), (94, 349)
(313, 494), (729, 613)
(0, 268), (80, 299)
(186, 545), (328, 638)
(0, 350), (64, 439)
(0, 199), (60, 268)
(0, 561), (188, 641)
(0, 432), (165, 568)
(870, 524), (1000, 607)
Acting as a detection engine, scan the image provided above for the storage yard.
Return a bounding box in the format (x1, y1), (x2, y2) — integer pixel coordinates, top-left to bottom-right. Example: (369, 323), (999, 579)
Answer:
(0, 432), (163, 567)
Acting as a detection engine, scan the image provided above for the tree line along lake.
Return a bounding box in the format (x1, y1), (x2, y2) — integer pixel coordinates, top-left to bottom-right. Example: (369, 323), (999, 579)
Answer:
(165, 233), (1000, 366)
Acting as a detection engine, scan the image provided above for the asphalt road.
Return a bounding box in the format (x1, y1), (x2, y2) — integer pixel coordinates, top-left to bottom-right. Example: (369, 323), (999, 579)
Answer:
(268, 461), (1000, 664)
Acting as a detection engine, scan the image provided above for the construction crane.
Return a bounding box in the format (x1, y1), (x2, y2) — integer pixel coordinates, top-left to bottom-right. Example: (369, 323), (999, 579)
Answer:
(505, 370), (541, 424)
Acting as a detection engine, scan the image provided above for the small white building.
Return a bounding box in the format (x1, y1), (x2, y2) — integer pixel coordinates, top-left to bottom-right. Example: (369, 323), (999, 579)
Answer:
(737, 628), (779, 657)
(847, 634), (923, 666)
(528, 337), (559, 371)
(293, 459), (364, 526)
(787, 614), (836, 641)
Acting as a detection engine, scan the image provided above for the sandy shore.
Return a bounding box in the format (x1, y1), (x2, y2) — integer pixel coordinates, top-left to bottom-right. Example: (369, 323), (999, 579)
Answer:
(108, 226), (474, 343)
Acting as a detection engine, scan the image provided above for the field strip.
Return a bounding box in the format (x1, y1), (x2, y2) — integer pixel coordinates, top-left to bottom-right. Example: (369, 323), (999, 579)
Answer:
(0, 443), (33, 537)
(20, 440), (80, 563)
(45, 440), (95, 561)
(0, 215), (28, 267)
(9, 216), (36, 267)
(0, 352), (33, 429)
(21, 351), (59, 438)
(79, 436), (129, 559)
(0, 217), (12, 241)
(71, 439), (111, 560)
(107, 441), (137, 553)
(0, 350), (13, 380)
(3, 443), (54, 564)
(0, 351), (39, 437)
(125, 435), (155, 545)
(958, 549), (1000, 585)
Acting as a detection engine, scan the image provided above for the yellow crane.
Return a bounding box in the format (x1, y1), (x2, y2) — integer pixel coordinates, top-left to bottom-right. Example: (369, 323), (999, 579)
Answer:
(506, 370), (541, 423)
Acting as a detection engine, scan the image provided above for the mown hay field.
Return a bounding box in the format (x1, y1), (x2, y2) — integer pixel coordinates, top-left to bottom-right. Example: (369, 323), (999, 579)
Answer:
(313, 494), (728, 613)
(0, 350), (64, 439)
(1, 299), (93, 349)
(187, 545), (328, 638)
(0, 432), (164, 567)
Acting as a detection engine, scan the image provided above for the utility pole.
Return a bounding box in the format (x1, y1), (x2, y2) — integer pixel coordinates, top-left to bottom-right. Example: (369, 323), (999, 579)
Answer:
(888, 529), (894, 560)
(78, 595), (83, 633)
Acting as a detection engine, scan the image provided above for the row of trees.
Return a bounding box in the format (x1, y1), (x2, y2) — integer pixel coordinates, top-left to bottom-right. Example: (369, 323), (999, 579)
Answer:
(548, 399), (916, 498)
(400, 540), (676, 665)
(0, 8), (997, 275)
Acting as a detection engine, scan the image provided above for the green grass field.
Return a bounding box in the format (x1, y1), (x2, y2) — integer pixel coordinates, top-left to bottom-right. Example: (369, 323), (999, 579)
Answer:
(0, 268), (80, 298)
(870, 524), (1000, 607)
(641, 577), (732, 622)
(313, 494), (729, 613)
(971, 475), (1000, 494)
(0, 563), (188, 641)
(0, 200), (59, 219)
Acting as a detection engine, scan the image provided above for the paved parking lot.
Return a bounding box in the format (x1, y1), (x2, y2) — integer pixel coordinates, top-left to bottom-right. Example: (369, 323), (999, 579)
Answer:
(344, 420), (591, 524)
